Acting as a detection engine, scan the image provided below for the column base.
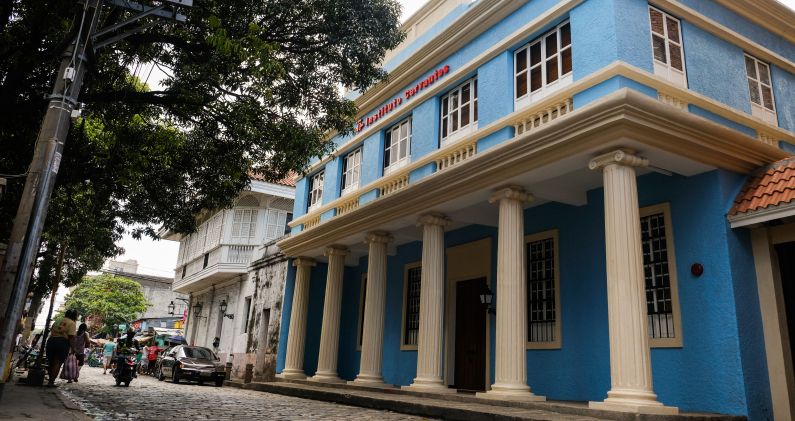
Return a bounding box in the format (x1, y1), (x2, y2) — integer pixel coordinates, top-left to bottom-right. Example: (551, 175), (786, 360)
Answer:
(476, 383), (546, 402)
(589, 389), (678, 415)
(403, 378), (457, 394)
(308, 372), (345, 384)
(349, 374), (393, 388)
(277, 369), (307, 380)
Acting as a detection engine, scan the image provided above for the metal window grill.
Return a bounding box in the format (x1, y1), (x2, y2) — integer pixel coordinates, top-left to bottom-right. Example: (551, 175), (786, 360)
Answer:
(527, 238), (555, 342)
(404, 266), (422, 346)
(641, 212), (675, 339)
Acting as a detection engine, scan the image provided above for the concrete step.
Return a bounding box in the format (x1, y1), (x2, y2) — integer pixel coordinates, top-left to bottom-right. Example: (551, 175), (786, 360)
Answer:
(227, 379), (744, 421)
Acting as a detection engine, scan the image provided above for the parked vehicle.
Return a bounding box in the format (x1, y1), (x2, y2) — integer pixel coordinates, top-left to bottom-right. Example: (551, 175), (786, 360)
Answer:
(112, 352), (137, 386)
(157, 345), (225, 386)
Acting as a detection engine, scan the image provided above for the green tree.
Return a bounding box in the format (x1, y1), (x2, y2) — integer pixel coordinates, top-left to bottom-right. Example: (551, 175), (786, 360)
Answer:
(64, 274), (150, 333)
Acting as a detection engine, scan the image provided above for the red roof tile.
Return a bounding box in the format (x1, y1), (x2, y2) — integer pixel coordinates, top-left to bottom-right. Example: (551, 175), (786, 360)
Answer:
(729, 157), (795, 216)
(248, 171), (298, 187)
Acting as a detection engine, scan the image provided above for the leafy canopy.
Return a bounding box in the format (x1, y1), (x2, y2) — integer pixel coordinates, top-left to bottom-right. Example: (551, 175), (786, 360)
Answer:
(64, 274), (150, 329)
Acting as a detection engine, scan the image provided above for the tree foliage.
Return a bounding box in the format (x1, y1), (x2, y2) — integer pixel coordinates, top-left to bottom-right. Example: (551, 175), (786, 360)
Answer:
(64, 274), (149, 331)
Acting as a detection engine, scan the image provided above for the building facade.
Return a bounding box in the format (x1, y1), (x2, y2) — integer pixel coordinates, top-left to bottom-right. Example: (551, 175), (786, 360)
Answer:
(100, 262), (188, 328)
(275, 1), (795, 420)
(164, 177), (295, 379)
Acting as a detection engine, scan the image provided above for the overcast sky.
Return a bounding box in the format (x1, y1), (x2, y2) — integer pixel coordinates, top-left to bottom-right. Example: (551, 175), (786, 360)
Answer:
(115, 0), (795, 277)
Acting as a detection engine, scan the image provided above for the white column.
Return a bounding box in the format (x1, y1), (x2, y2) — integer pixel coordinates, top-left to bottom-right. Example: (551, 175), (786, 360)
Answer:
(351, 231), (392, 387)
(279, 257), (315, 380)
(405, 214), (453, 393)
(478, 186), (544, 402)
(588, 150), (678, 414)
(309, 245), (348, 383)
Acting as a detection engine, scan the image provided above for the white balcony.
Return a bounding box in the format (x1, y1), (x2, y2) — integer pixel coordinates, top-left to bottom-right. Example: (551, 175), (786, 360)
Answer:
(172, 244), (256, 293)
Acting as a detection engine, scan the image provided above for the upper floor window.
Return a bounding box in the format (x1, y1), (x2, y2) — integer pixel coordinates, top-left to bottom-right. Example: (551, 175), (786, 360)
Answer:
(441, 78), (478, 146)
(341, 147), (362, 195)
(514, 21), (572, 109)
(649, 6), (686, 87)
(401, 263), (422, 350)
(640, 203), (682, 348)
(231, 209), (258, 240)
(308, 171), (324, 212)
(264, 209), (288, 241)
(384, 118), (411, 175)
(744, 54), (777, 125)
(526, 230), (561, 349)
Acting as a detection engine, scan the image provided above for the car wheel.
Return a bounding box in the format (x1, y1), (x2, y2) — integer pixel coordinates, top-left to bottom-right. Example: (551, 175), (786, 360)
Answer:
(124, 381), (130, 387)
(172, 368), (180, 384)
(157, 368), (165, 381)
(215, 379), (224, 387)
(198, 380), (204, 386)
(115, 379), (121, 386)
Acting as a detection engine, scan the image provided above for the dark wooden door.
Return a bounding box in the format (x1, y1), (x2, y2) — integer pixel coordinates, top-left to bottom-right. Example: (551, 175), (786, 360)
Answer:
(775, 242), (795, 373)
(454, 278), (487, 392)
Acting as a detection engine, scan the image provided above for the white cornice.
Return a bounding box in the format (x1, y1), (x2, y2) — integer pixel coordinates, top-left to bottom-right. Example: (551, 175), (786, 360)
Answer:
(714, 0), (795, 47)
(729, 202), (795, 228)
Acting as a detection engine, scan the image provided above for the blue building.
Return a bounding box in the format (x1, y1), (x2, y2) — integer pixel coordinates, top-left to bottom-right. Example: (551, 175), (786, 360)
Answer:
(275, 1), (795, 419)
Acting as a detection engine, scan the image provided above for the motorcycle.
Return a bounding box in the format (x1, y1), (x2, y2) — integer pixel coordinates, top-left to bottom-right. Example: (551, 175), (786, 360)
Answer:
(112, 352), (137, 386)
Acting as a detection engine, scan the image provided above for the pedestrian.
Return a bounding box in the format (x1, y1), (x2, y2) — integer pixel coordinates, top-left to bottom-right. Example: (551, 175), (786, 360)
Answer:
(212, 337), (220, 353)
(45, 309), (78, 387)
(102, 338), (117, 375)
(140, 344), (149, 373)
(146, 343), (160, 374)
(72, 323), (91, 381)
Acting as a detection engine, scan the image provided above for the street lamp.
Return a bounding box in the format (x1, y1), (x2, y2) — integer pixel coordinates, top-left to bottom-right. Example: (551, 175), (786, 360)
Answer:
(192, 302), (203, 318)
(219, 299), (234, 319)
(479, 285), (496, 315)
(167, 301), (175, 316)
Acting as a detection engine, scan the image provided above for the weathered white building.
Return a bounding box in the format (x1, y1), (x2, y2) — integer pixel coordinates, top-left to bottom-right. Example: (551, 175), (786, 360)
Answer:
(102, 260), (188, 325)
(163, 176), (294, 379)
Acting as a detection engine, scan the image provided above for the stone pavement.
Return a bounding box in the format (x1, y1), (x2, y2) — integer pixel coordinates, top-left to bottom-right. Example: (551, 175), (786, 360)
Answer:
(57, 365), (429, 420)
(0, 375), (90, 421)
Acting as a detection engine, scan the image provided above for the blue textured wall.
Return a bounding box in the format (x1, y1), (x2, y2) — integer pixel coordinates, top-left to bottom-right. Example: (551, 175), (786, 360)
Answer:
(681, 22), (750, 112)
(323, 157), (342, 204)
(276, 261), (296, 373)
(772, 65), (795, 133)
(411, 98), (440, 159)
(293, 178), (308, 219)
(478, 51), (514, 125)
(361, 131), (385, 186)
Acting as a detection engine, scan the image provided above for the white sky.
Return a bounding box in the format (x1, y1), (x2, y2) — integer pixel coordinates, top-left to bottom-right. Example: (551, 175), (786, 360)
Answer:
(114, 0), (794, 278)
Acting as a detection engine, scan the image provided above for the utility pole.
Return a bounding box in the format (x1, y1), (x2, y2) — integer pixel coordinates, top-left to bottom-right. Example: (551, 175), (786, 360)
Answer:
(0, 0), (192, 396)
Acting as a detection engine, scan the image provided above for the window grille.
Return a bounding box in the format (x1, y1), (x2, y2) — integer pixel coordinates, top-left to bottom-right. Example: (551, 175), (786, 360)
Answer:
(649, 6), (686, 86)
(232, 209), (257, 239)
(515, 21), (572, 104)
(441, 78), (478, 144)
(341, 147), (362, 194)
(641, 212), (675, 339)
(527, 238), (556, 342)
(403, 266), (422, 346)
(308, 171), (325, 211)
(384, 118), (411, 174)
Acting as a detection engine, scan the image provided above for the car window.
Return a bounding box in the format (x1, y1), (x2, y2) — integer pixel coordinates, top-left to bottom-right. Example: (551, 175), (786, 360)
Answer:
(182, 347), (215, 360)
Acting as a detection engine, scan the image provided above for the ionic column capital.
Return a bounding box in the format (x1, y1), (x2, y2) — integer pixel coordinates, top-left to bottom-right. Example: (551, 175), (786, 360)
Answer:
(364, 231), (393, 245)
(417, 213), (450, 228)
(489, 186), (534, 204)
(324, 245), (349, 257)
(293, 257), (316, 268)
(588, 149), (649, 171)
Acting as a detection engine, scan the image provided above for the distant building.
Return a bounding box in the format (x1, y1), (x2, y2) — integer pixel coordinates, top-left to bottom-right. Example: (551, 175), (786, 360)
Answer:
(105, 258), (138, 274)
(102, 260), (188, 326)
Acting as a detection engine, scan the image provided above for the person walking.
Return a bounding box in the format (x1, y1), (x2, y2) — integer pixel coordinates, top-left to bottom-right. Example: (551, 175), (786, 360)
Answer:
(102, 338), (117, 375)
(72, 323), (91, 381)
(146, 343), (160, 375)
(45, 309), (77, 387)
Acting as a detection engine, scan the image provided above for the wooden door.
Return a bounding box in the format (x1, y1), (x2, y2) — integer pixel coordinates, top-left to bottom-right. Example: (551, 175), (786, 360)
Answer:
(454, 278), (487, 392)
(776, 242), (795, 373)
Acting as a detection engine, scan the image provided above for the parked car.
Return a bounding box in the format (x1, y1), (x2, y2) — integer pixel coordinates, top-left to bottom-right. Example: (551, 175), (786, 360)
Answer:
(157, 345), (226, 386)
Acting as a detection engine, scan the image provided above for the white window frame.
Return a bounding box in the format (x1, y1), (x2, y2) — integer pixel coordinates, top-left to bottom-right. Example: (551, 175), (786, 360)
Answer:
(231, 208), (258, 240)
(514, 20), (573, 110)
(307, 170), (324, 212)
(341, 147), (362, 196)
(264, 209), (288, 242)
(400, 262), (422, 350)
(649, 6), (687, 88)
(744, 54), (777, 125)
(440, 78), (478, 147)
(640, 203), (683, 348)
(525, 229), (561, 350)
(384, 118), (411, 175)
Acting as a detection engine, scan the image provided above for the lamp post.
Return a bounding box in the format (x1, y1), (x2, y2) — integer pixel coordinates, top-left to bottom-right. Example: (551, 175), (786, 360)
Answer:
(167, 301), (175, 316)
(219, 299), (234, 319)
(192, 302), (203, 318)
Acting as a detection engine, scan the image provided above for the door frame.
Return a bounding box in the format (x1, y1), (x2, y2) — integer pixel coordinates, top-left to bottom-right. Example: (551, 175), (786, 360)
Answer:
(445, 238), (491, 391)
(751, 223), (795, 421)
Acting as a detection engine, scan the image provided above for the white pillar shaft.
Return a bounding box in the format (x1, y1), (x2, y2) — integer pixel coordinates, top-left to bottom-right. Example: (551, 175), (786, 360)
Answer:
(354, 232), (391, 385)
(281, 258), (314, 379)
(409, 215), (448, 390)
(589, 150), (676, 414)
(479, 187), (543, 401)
(312, 247), (347, 382)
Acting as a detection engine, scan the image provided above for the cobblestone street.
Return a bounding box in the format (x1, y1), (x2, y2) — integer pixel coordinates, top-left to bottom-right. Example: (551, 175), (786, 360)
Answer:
(58, 366), (429, 420)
